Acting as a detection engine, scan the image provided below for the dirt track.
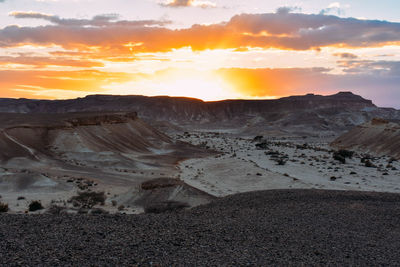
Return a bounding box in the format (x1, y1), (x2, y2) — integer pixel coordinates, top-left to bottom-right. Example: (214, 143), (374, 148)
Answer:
(1, 189), (399, 266)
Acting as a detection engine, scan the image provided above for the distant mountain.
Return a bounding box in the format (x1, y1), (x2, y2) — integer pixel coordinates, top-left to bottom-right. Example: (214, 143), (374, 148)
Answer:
(1, 92), (399, 136)
(331, 118), (400, 159)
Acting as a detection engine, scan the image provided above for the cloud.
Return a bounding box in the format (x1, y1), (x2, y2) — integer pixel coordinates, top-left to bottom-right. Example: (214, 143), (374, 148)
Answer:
(9, 11), (171, 27)
(333, 53), (358, 59)
(276, 6), (302, 15)
(337, 59), (400, 75)
(1, 11), (400, 53)
(160, 0), (216, 8)
(320, 2), (350, 15)
(0, 55), (104, 67)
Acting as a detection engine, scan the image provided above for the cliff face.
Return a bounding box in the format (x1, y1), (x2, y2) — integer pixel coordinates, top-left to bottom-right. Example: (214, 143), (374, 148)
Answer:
(331, 118), (400, 159)
(0, 92), (376, 117)
(0, 92), (398, 135)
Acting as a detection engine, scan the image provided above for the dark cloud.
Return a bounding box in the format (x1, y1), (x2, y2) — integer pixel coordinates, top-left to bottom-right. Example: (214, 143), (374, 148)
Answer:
(276, 6), (302, 15)
(334, 53), (358, 59)
(1, 11), (400, 52)
(9, 11), (171, 27)
(338, 59), (400, 76)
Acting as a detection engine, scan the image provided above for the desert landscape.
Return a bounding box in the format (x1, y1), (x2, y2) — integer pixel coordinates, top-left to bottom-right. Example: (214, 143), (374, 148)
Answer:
(0, 92), (399, 215)
(0, 93), (400, 265)
(1, 0), (400, 265)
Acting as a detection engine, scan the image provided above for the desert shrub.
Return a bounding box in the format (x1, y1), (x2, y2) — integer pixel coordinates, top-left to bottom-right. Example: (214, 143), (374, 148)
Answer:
(70, 191), (106, 208)
(255, 142), (269, 149)
(252, 136), (263, 142)
(118, 205), (125, 211)
(361, 155), (372, 163)
(77, 208), (88, 214)
(296, 143), (309, 150)
(338, 150), (354, 158)
(276, 157), (287, 165)
(0, 202), (9, 213)
(111, 200), (117, 207)
(90, 208), (109, 215)
(46, 205), (67, 215)
(28, 200), (44, 212)
(144, 201), (189, 214)
(365, 160), (376, 168)
(332, 149), (353, 164)
(333, 153), (346, 164)
(265, 151), (280, 157)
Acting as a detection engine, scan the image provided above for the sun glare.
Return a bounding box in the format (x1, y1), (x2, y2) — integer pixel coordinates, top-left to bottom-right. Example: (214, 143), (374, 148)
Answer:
(104, 71), (240, 101)
(157, 77), (233, 101)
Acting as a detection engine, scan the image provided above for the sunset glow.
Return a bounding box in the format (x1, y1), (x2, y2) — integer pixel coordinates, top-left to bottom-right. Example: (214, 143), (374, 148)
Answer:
(104, 69), (239, 101)
(0, 1), (399, 107)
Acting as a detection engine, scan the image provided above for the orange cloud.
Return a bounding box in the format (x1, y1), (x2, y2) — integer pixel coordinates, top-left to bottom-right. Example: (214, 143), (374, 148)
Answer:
(0, 56), (104, 68)
(1, 11), (399, 53)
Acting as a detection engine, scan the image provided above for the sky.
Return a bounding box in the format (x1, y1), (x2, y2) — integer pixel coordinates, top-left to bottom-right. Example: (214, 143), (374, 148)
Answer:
(0, 0), (399, 108)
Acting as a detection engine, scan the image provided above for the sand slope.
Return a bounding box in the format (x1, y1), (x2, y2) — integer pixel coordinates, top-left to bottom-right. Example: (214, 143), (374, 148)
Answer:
(332, 118), (400, 159)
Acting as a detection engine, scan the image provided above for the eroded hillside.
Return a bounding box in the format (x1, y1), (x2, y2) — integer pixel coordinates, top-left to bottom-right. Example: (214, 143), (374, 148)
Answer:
(0, 112), (212, 213)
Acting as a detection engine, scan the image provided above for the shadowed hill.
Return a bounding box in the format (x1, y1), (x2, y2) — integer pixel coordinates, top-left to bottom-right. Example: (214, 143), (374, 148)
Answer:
(1, 92), (399, 135)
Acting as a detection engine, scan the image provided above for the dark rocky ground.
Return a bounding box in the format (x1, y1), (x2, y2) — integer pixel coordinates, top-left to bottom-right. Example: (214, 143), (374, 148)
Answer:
(1, 189), (400, 266)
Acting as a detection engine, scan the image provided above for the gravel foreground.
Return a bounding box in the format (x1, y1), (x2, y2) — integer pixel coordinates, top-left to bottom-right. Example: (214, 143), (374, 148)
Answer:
(1, 189), (400, 266)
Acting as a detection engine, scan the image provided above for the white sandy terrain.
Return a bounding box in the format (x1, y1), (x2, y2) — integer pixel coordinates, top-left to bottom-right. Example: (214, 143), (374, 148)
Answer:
(176, 132), (400, 197)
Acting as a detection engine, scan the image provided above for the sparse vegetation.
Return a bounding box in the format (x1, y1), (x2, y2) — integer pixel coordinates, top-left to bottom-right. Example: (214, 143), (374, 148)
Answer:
(333, 149), (354, 164)
(70, 191), (106, 209)
(255, 142), (269, 149)
(0, 202), (9, 213)
(28, 200), (44, 212)
(364, 160), (376, 168)
(252, 136), (263, 142)
(90, 208), (109, 215)
(276, 158), (287, 165)
(46, 205), (67, 215)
